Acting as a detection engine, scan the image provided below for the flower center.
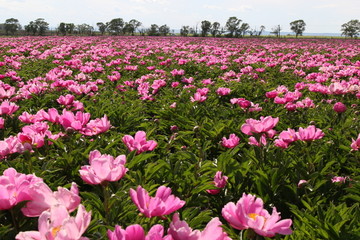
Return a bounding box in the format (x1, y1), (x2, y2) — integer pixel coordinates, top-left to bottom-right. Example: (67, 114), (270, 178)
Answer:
(248, 213), (259, 220)
(51, 226), (61, 237)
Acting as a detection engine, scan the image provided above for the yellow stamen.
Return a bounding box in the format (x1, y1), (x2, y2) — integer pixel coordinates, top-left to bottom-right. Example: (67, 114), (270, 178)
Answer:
(51, 226), (61, 237)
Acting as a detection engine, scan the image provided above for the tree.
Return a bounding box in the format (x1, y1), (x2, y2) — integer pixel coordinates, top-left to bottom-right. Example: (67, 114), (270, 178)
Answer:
(225, 16), (241, 37)
(58, 22), (66, 35)
(65, 23), (75, 34)
(25, 21), (38, 35)
(147, 24), (159, 36)
(75, 24), (94, 35)
(271, 25), (281, 38)
(341, 19), (360, 38)
(290, 19), (306, 37)
(180, 26), (190, 37)
(35, 18), (49, 36)
(4, 18), (21, 35)
(107, 18), (124, 35)
(200, 20), (212, 37)
(211, 22), (221, 37)
(129, 19), (141, 35)
(237, 22), (250, 37)
(159, 24), (170, 36)
(97, 22), (107, 35)
(258, 25), (265, 36)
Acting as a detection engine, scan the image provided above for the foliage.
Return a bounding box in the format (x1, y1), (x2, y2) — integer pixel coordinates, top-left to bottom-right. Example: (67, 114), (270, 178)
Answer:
(0, 36), (359, 239)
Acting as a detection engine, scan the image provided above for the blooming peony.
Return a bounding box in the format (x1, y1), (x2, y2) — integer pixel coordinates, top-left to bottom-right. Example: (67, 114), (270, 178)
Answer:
(222, 193), (292, 237)
(130, 185), (185, 218)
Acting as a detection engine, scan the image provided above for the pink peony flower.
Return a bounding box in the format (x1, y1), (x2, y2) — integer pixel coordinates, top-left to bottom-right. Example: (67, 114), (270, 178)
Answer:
(82, 115), (111, 136)
(57, 94), (75, 106)
(207, 171), (228, 195)
(216, 87), (231, 96)
(122, 131), (157, 154)
(241, 116), (279, 136)
(0, 168), (43, 210)
(0, 100), (19, 115)
(79, 150), (127, 185)
(333, 102), (347, 113)
(296, 125), (324, 141)
(331, 176), (349, 183)
(297, 180), (308, 188)
(16, 204), (91, 240)
(222, 193), (292, 238)
(108, 224), (168, 240)
(221, 133), (240, 148)
(21, 182), (81, 217)
(168, 213), (231, 240)
(130, 185), (185, 218)
(351, 133), (360, 150)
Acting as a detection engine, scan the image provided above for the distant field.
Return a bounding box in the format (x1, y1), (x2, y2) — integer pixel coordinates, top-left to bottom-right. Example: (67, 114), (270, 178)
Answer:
(0, 36), (359, 239)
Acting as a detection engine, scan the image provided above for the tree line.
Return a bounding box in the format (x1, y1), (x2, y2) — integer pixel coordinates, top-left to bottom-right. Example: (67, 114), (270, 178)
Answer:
(1, 17), (360, 38)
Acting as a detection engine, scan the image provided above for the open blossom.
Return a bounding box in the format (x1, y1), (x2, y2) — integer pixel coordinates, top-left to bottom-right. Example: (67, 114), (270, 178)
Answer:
(331, 176), (349, 183)
(16, 204), (91, 240)
(222, 193), (292, 238)
(79, 150), (127, 185)
(108, 224), (168, 240)
(241, 116), (279, 135)
(296, 125), (324, 141)
(0, 100), (19, 115)
(0, 168), (43, 210)
(59, 110), (91, 131)
(351, 133), (360, 150)
(122, 131), (157, 154)
(81, 115), (111, 136)
(57, 94), (75, 106)
(216, 87), (231, 96)
(221, 133), (240, 148)
(207, 171), (228, 195)
(130, 185), (185, 218)
(168, 213), (231, 240)
(190, 92), (207, 103)
(21, 182), (80, 217)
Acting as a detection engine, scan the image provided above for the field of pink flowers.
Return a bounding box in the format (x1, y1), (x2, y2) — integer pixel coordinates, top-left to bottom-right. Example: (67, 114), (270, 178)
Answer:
(0, 36), (359, 239)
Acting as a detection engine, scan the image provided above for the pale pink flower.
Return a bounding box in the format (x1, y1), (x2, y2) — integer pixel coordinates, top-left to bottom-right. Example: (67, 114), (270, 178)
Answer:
(82, 115), (111, 136)
(16, 204), (91, 240)
(79, 150), (127, 185)
(0, 100), (19, 115)
(122, 131), (157, 154)
(207, 171), (228, 195)
(39, 108), (60, 123)
(0, 168), (43, 210)
(331, 176), (349, 183)
(221, 134), (240, 148)
(297, 180), (308, 188)
(168, 213), (231, 240)
(351, 133), (360, 150)
(59, 110), (90, 131)
(296, 125), (324, 141)
(190, 92), (207, 103)
(170, 102), (177, 108)
(108, 224), (168, 240)
(222, 193), (292, 237)
(21, 182), (81, 217)
(57, 94), (75, 106)
(130, 185), (185, 218)
(241, 116), (279, 135)
(216, 87), (231, 96)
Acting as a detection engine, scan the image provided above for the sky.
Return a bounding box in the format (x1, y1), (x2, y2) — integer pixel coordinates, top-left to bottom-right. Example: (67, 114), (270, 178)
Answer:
(0, 0), (359, 34)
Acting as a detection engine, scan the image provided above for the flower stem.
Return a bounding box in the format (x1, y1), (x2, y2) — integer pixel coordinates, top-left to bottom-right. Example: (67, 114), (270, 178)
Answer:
(102, 182), (111, 225)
